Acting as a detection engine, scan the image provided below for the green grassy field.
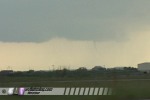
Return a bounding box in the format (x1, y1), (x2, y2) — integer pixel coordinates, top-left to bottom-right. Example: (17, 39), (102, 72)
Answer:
(0, 77), (150, 100)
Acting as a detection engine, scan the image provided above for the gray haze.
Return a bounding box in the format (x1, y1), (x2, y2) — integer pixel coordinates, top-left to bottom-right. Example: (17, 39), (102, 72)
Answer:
(0, 0), (150, 42)
(0, 0), (150, 70)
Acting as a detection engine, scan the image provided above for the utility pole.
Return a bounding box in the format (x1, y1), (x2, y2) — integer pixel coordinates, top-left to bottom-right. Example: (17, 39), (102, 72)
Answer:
(52, 65), (55, 71)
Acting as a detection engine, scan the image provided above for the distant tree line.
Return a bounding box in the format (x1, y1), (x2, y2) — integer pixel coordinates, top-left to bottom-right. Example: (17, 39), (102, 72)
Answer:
(0, 66), (143, 79)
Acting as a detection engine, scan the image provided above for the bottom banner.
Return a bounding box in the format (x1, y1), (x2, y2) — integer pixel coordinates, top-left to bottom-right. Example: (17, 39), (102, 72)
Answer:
(0, 87), (112, 95)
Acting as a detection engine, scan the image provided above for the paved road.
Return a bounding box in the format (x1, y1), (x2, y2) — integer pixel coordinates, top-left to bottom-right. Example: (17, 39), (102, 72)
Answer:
(2, 79), (150, 84)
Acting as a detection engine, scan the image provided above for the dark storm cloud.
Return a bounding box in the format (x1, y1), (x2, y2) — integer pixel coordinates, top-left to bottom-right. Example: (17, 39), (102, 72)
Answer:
(0, 0), (150, 42)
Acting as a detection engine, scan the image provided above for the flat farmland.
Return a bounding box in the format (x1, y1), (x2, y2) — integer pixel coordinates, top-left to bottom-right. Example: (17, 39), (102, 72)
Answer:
(0, 76), (150, 100)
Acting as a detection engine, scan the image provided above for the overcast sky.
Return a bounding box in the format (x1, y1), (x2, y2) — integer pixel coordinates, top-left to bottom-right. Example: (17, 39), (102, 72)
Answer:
(0, 0), (150, 70)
